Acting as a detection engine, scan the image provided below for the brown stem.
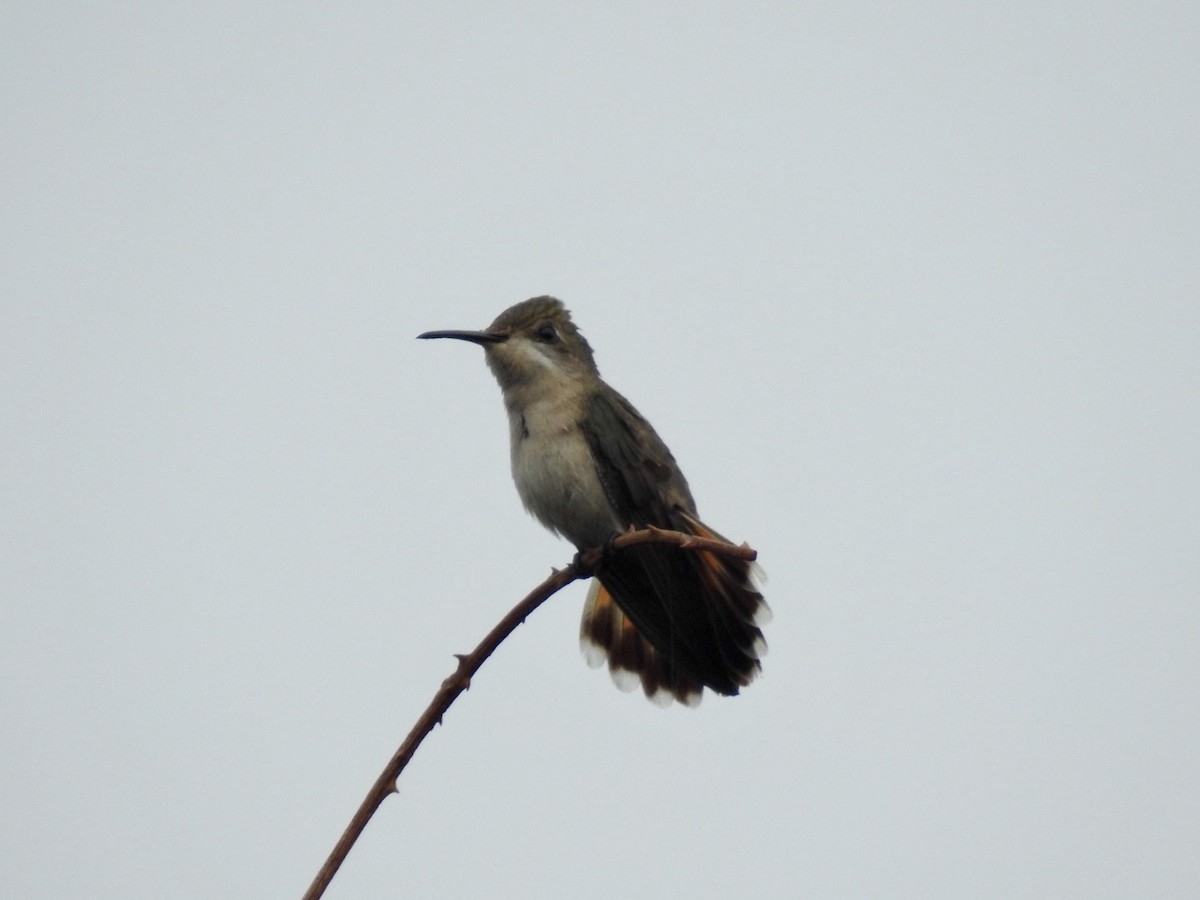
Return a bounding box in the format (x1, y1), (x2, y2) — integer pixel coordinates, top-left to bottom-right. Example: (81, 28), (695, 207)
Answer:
(302, 527), (757, 899)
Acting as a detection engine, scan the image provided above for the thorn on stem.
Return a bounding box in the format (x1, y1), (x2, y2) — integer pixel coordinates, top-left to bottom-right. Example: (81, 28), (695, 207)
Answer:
(440, 656), (473, 692)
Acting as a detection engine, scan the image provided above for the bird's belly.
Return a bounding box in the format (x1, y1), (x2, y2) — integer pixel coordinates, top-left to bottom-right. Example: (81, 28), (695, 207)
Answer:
(511, 426), (620, 549)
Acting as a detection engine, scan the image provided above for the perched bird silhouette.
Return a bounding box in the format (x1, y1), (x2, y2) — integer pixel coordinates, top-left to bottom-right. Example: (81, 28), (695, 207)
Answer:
(419, 296), (768, 705)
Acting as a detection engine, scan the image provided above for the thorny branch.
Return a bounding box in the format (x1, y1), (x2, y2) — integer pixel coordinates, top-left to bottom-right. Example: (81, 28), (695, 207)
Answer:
(302, 526), (758, 900)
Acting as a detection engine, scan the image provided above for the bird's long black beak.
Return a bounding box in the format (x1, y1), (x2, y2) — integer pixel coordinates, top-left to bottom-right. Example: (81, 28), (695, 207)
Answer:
(416, 329), (507, 344)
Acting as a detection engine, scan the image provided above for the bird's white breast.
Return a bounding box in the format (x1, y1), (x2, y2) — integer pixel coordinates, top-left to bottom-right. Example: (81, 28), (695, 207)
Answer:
(507, 395), (620, 548)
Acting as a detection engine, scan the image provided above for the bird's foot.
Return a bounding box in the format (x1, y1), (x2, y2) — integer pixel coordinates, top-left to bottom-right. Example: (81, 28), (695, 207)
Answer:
(572, 531), (624, 576)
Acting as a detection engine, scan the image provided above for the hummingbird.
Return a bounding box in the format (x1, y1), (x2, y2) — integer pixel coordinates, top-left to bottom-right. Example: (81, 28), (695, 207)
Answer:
(418, 296), (767, 706)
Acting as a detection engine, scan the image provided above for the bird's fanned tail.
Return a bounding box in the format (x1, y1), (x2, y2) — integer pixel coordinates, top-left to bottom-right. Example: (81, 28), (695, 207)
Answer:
(579, 513), (769, 705)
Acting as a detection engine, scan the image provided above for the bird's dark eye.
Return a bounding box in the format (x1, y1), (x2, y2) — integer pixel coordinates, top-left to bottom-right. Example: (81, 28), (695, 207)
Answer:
(534, 323), (557, 343)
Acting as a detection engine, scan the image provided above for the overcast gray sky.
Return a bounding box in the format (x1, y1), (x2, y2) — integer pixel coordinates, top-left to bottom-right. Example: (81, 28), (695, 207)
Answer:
(3, 4), (1198, 898)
